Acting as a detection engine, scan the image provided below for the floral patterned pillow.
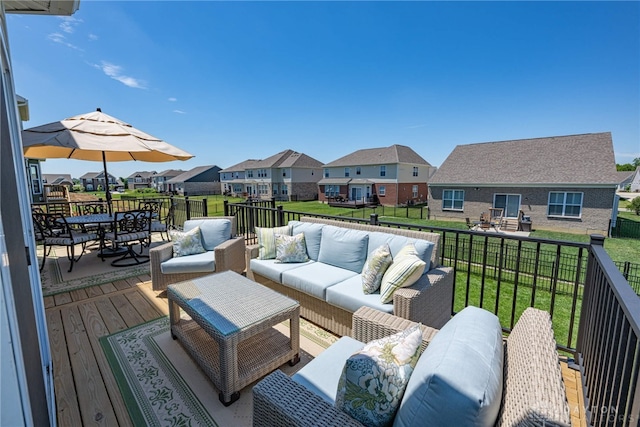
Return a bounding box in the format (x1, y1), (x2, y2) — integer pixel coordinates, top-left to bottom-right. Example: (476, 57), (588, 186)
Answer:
(335, 324), (423, 426)
(361, 244), (393, 294)
(169, 226), (206, 257)
(275, 233), (309, 263)
(256, 225), (292, 259)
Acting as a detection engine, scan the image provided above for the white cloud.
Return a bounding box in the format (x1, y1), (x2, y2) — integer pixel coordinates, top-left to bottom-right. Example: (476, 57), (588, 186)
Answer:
(96, 61), (147, 89)
(59, 16), (83, 34)
(616, 152), (640, 160)
(47, 32), (82, 51)
(168, 97), (177, 102)
(173, 110), (186, 114)
(88, 33), (98, 41)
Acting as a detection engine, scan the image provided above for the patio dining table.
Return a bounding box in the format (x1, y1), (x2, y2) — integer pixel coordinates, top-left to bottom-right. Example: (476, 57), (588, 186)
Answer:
(62, 213), (126, 256)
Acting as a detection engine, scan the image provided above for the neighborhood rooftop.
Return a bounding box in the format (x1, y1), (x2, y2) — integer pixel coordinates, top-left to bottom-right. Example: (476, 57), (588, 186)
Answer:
(324, 144), (431, 167)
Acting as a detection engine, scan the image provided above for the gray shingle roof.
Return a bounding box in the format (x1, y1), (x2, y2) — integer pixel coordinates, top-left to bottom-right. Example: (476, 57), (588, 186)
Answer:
(42, 174), (73, 185)
(324, 144), (430, 167)
(127, 171), (157, 179)
(167, 165), (220, 183)
(219, 159), (260, 173)
(220, 150), (323, 172)
(155, 169), (185, 177)
(429, 133), (618, 185)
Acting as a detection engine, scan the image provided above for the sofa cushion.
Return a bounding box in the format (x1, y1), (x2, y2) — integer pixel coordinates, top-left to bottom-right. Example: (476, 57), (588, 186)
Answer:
(395, 306), (504, 427)
(497, 308), (571, 426)
(281, 262), (359, 299)
(169, 226), (206, 257)
(256, 225), (292, 259)
(380, 244), (426, 304)
(275, 233), (309, 263)
(160, 251), (215, 274)
(184, 219), (232, 251)
(336, 324), (423, 427)
(289, 221), (324, 261)
(317, 226), (369, 273)
(292, 336), (365, 404)
(250, 258), (313, 283)
(326, 275), (393, 314)
(368, 232), (436, 271)
(361, 243), (393, 294)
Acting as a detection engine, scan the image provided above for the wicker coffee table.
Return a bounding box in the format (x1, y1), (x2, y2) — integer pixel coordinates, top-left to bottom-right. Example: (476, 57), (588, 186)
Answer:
(167, 270), (300, 406)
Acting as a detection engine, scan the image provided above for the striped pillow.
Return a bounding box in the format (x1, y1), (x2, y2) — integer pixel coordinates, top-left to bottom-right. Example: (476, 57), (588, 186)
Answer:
(380, 244), (426, 304)
(256, 225), (292, 259)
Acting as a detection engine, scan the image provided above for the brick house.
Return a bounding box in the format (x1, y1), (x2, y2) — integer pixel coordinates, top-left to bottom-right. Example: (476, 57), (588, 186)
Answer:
(79, 171), (122, 192)
(428, 133), (619, 234)
(127, 171), (157, 190)
(318, 144), (436, 206)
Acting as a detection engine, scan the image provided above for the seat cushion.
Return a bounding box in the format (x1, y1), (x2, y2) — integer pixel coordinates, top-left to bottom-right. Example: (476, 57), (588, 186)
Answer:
(281, 262), (359, 299)
(184, 219), (231, 251)
(289, 221), (325, 261)
(250, 258), (313, 283)
(325, 275), (393, 314)
(317, 226), (369, 273)
(368, 232), (435, 271)
(292, 336), (364, 404)
(160, 251), (215, 274)
(395, 306), (504, 427)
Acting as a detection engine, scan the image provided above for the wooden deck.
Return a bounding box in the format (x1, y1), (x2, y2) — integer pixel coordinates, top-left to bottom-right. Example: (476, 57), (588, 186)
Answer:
(44, 273), (588, 427)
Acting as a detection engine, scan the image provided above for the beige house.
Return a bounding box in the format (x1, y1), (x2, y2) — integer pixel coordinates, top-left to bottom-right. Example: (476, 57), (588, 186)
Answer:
(319, 144), (436, 206)
(428, 133), (620, 234)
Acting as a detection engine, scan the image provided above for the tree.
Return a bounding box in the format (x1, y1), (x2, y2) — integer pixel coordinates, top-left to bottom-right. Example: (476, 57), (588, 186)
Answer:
(634, 157), (640, 168)
(630, 197), (640, 215)
(617, 163), (635, 171)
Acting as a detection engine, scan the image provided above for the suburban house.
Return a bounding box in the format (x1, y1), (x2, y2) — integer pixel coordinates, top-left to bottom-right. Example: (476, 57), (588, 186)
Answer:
(219, 150), (324, 201)
(79, 171), (122, 192)
(166, 165), (222, 196)
(428, 132), (620, 235)
(628, 166), (640, 192)
(219, 159), (259, 197)
(616, 170), (636, 191)
(127, 171), (157, 190)
(151, 169), (185, 193)
(41, 173), (73, 188)
(318, 144), (436, 206)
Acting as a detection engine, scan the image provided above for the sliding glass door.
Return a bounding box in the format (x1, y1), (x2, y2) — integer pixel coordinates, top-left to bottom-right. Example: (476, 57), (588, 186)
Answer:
(494, 194), (521, 218)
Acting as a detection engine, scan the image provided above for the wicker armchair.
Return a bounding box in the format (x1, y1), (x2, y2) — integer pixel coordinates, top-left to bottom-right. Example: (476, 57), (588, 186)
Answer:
(149, 216), (246, 291)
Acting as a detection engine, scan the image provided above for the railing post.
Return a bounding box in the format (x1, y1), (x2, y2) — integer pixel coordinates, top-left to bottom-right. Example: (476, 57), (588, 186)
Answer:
(202, 198), (208, 217)
(277, 205), (285, 227)
(576, 234), (604, 355)
(185, 196), (191, 220)
(370, 213), (378, 226)
(223, 200), (229, 216)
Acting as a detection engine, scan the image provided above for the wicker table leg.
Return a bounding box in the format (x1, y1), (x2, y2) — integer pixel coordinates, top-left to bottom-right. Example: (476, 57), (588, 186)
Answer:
(289, 309), (300, 366)
(168, 296), (180, 340)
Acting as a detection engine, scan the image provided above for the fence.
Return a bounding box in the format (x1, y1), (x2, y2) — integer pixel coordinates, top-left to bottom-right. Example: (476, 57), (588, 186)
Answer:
(611, 216), (640, 238)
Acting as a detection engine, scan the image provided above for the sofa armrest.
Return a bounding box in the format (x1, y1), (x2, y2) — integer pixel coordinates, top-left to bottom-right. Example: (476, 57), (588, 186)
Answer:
(245, 244), (259, 280)
(392, 266), (454, 329)
(150, 241), (174, 285)
(352, 306), (438, 353)
(214, 237), (246, 274)
(253, 370), (365, 427)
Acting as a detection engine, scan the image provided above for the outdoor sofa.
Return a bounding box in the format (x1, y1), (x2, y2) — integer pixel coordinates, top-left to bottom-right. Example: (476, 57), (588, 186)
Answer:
(246, 216), (454, 336)
(253, 305), (571, 426)
(150, 216), (246, 291)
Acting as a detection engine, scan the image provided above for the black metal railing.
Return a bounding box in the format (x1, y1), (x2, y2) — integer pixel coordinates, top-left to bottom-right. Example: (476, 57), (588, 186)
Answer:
(611, 216), (640, 238)
(577, 236), (640, 426)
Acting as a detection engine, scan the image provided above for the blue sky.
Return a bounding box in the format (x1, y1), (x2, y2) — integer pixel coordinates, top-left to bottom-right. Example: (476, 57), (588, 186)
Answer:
(8, 1), (640, 180)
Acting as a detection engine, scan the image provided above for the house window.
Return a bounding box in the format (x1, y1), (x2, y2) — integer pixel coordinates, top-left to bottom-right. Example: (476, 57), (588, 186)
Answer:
(379, 185), (386, 196)
(356, 167), (361, 175)
(247, 170), (254, 178)
(380, 165), (386, 177)
(325, 185), (339, 197)
(258, 169), (268, 178)
(272, 184), (279, 195)
(282, 185), (288, 195)
(412, 185), (418, 198)
(345, 167), (350, 177)
(413, 167), (418, 177)
(443, 189), (464, 211)
(258, 184), (269, 195)
(548, 192), (583, 218)
(324, 168), (329, 178)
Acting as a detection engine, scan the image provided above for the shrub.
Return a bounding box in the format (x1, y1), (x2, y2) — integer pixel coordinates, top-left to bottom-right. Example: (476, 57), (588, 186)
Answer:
(629, 197), (640, 215)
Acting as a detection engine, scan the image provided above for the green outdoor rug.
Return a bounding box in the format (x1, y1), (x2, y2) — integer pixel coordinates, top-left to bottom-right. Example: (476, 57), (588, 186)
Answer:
(101, 316), (338, 427)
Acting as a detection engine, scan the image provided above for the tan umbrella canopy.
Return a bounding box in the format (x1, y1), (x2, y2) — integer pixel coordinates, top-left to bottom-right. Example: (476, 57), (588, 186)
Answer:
(22, 108), (194, 213)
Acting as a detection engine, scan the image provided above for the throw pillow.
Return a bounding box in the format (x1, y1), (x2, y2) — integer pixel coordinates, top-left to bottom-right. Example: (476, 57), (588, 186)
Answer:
(256, 225), (292, 259)
(275, 233), (309, 263)
(361, 244), (393, 294)
(335, 323), (423, 427)
(380, 244), (426, 304)
(169, 226), (206, 257)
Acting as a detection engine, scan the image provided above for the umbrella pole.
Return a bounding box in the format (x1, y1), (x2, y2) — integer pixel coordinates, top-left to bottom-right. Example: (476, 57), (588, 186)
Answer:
(102, 151), (113, 215)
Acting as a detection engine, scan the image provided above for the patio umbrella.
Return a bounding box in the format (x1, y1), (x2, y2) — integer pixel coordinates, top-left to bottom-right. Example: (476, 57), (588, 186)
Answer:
(22, 108), (194, 214)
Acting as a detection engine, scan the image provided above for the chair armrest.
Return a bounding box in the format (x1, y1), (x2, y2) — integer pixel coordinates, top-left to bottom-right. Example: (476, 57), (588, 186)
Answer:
(150, 241), (174, 279)
(245, 244), (259, 280)
(252, 370), (365, 427)
(214, 237), (246, 274)
(392, 266), (454, 329)
(352, 306), (438, 353)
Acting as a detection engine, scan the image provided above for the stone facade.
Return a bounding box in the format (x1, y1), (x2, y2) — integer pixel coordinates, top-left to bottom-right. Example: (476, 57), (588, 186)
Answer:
(428, 186), (616, 235)
(182, 182), (221, 196)
(288, 182), (318, 201)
